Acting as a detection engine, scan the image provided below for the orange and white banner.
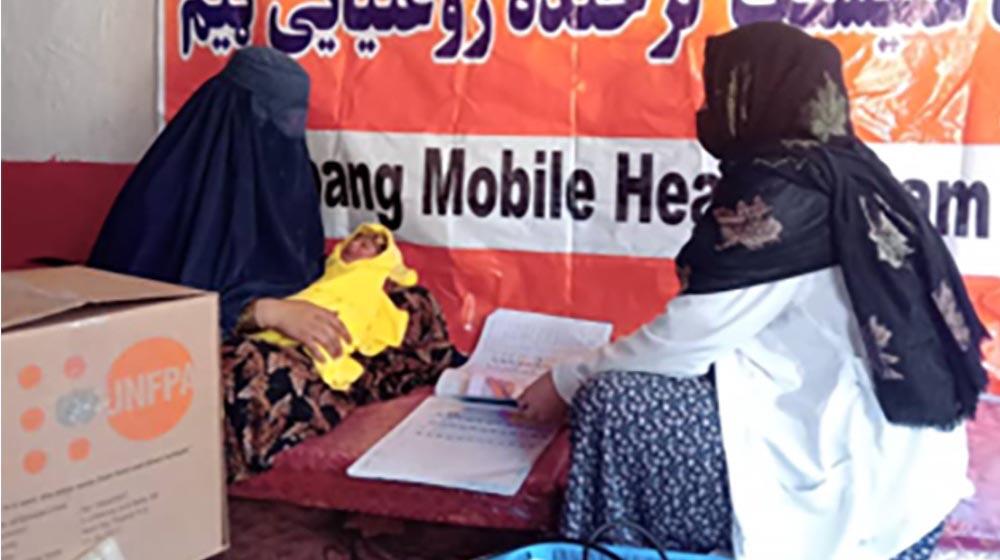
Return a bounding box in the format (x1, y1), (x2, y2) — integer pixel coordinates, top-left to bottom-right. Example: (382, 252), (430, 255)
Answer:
(160, 0), (1000, 391)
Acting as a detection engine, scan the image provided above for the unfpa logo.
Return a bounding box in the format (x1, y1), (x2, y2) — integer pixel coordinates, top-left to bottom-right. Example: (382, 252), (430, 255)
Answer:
(16, 338), (195, 475)
(106, 338), (194, 441)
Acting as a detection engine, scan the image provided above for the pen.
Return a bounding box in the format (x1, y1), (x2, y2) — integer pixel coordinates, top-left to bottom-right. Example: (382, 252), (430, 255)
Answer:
(459, 396), (519, 408)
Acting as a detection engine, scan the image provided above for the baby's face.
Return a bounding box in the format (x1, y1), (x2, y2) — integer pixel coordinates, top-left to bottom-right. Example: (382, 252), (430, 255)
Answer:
(341, 232), (386, 263)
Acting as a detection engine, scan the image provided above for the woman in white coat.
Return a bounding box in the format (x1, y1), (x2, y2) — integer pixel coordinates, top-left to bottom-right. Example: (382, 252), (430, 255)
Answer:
(517, 22), (989, 560)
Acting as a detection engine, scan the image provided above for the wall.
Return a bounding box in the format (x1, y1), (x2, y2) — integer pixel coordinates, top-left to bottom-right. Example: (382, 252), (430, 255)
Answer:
(1, 0), (158, 269)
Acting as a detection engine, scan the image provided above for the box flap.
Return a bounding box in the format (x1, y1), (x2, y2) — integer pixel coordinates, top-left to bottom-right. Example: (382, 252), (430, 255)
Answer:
(2, 266), (203, 329)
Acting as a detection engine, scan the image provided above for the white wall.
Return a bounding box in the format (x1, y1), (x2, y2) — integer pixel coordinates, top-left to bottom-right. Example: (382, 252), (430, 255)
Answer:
(1, 0), (158, 163)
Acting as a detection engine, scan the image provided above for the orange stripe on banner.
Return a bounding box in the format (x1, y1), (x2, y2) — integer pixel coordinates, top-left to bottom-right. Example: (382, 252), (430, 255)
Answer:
(965, 275), (1000, 397)
(162, 1), (1000, 143)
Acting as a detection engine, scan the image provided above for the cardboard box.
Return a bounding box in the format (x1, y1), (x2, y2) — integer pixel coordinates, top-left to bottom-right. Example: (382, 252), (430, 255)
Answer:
(2, 267), (227, 560)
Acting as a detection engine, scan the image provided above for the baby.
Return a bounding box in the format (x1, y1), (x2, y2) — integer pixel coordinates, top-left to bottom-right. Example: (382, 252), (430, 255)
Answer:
(255, 223), (417, 390)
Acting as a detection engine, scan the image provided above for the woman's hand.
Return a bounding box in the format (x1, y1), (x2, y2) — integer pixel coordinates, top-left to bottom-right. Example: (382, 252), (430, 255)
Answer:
(254, 299), (352, 362)
(516, 371), (568, 425)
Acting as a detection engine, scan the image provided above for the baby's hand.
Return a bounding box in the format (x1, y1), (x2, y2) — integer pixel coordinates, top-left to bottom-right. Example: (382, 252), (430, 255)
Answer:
(255, 299), (353, 361)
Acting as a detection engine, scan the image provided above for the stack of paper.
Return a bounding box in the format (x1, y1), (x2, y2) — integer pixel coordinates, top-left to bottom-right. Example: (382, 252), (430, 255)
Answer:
(347, 309), (612, 496)
(434, 309), (614, 403)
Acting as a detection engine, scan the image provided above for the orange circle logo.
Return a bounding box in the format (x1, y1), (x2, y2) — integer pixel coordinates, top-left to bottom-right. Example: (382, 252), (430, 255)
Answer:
(23, 450), (47, 474)
(18, 365), (42, 389)
(64, 355), (87, 379)
(69, 438), (92, 461)
(20, 408), (45, 432)
(106, 338), (194, 441)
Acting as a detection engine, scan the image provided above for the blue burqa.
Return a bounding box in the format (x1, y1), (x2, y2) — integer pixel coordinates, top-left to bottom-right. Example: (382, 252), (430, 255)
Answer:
(89, 47), (325, 333)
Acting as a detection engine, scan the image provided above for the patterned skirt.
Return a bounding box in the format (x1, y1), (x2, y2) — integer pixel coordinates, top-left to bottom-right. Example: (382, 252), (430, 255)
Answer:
(222, 285), (454, 483)
(560, 371), (945, 560)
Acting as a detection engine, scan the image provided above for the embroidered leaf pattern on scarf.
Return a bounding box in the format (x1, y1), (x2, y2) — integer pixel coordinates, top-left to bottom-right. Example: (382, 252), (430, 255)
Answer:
(725, 63), (752, 138)
(804, 72), (849, 142)
(860, 195), (913, 269)
(714, 195), (783, 251)
(932, 280), (973, 352)
(868, 315), (904, 380)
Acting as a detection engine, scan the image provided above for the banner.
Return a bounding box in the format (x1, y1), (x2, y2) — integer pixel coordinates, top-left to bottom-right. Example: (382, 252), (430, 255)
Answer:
(159, 0), (999, 392)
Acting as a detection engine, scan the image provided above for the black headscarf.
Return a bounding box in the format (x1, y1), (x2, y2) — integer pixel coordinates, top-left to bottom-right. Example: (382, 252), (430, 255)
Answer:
(678, 22), (987, 428)
(89, 47), (325, 333)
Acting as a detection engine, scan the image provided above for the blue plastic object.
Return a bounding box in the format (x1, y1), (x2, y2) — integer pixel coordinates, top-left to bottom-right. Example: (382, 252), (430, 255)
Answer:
(488, 542), (728, 560)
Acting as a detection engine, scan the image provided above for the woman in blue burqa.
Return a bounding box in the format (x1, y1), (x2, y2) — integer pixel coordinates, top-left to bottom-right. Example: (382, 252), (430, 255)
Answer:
(89, 47), (454, 482)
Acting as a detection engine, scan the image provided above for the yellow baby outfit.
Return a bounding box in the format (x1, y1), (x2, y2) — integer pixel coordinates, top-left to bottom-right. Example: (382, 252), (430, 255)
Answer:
(255, 224), (417, 390)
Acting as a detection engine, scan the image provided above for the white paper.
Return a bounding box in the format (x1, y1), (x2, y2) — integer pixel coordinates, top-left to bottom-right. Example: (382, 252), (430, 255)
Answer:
(75, 538), (126, 560)
(349, 309), (612, 495)
(347, 396), (558, 496)
(435, 309), (613, 402)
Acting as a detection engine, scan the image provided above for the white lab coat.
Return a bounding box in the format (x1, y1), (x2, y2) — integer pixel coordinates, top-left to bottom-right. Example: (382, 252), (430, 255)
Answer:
(553, 267), (971, 560)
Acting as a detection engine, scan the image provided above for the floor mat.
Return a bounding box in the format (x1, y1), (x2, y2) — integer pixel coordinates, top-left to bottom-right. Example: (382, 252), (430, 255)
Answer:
(222, 497), (998, 560)
(222, 498), (539, 560)
(225, 398), (1000, 559)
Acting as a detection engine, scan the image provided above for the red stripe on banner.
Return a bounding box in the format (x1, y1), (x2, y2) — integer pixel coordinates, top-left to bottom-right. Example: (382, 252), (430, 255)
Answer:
(965, 276), (1000, 397)
(392, 243), (1000, 398)
(1, 160), (133, 270)
(394, 242), (682, 351)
